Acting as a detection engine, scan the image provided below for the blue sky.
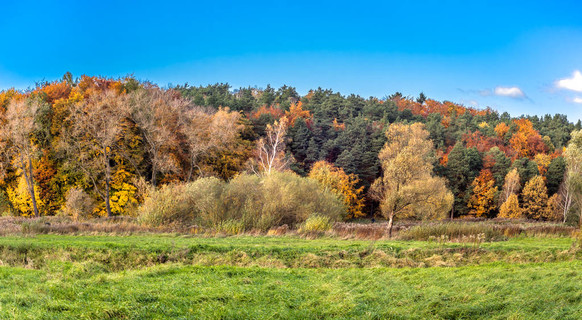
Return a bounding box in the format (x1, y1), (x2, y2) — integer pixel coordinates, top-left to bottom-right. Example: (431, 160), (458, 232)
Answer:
(1, 0), (582, 119)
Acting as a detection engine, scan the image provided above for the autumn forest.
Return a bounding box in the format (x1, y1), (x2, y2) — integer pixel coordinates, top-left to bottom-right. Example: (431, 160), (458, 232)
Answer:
(1, 73), (582, 233)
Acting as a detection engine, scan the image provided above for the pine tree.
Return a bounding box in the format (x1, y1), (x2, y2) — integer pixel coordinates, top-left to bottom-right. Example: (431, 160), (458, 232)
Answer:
(445, 142), (470, 216)
(546, 156), (566, 195)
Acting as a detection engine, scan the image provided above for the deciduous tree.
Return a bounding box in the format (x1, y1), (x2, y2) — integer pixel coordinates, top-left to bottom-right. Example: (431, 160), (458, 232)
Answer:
(370, 123), (453, 237)
(522, 175), (550, 220)
(309, 161), (365, 219)
(467, 169), (498, 218)
(0, 98), (44, 217)
(63, 90), (126, 217)
(498, 193), (521, 219)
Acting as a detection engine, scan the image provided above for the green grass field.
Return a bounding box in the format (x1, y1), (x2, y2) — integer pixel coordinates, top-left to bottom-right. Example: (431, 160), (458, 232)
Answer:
(1, 235), (581, 319)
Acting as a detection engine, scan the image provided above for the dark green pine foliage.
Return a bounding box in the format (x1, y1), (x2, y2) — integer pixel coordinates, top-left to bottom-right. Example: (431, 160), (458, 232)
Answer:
(425, 113), (446, 150)
(546, 156), (566, 195)
(511, 158), (540, 188)
(485, 147), (511, 188)
(445, 142), (471, 217)
(258, 84), (276, 106)
(287, 118), (314, 173)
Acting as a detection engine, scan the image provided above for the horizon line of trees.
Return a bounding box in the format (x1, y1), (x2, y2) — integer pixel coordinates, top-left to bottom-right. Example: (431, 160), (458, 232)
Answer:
(2, 73), (582, 229)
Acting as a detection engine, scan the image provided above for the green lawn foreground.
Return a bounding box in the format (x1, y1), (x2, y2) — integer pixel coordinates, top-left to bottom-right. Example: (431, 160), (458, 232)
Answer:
(0, 235), (581, 319)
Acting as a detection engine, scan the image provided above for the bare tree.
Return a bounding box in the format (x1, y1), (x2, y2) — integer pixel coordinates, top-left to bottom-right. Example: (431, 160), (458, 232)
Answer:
(557, 171), (574, 223)
(126, 88), (184, 186)
(0, 98), (43, 217)
(252, 118), (289, 175)
(63, 90), (126, 217)
(182, 107), (242, 181)
(499, 168), (520, 206)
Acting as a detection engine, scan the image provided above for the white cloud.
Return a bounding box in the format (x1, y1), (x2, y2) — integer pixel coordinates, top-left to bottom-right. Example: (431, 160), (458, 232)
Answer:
(468, 100), (479, 107)
(556, 70), (582, 92)
(494, 86), (525, 98)
(573, 97), (582, 104)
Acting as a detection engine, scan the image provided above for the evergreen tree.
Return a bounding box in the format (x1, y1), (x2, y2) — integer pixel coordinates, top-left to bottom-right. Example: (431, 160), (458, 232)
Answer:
(546, 156), (566, 195)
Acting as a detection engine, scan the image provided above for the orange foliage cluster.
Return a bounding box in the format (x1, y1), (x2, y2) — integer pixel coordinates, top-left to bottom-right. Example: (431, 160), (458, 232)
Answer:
(509, 119), (548, 159)
(77, 75), (125, 98)
(249, 105), (284, 120)
(467, 169), (498, 218)
(494, 122), (510, 139)
(284, 101), (312, 127)
(462, 131), (509, 155)
(394, 97), (491, 119)
(332, 118), (346, 131)
(36, 81), (71, 104)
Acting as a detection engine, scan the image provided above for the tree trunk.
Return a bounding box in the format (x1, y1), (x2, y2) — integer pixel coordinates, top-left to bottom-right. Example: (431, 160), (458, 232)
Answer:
(450, 204), (454, 221)
(151, 161), (157, 187)
(21, 157), (40, 218)
(387, 213), (394, 238)
(104, 150), (112, 218)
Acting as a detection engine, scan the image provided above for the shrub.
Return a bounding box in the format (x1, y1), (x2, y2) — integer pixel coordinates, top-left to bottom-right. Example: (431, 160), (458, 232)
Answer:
(299, 214), (332, 233)
(137, 178), (225, 228)
(62, 187), (96, 221)
(214, 219), (245, 235)
(259, 172), (344, 229)
(137, 172), (346, 231)
(399, 222), (506, 241)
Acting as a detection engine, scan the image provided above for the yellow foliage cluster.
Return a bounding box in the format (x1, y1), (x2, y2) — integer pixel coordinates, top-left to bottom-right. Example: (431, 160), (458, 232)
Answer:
(6, 175), (44, 217)
(498, 193), (521, 219)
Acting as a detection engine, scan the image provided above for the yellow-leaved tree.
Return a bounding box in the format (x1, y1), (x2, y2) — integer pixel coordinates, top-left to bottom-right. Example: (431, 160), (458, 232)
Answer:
(370, 123), (453, 237)
(308, 161), (365, 219)
(498, 193), (521, 218)
(522, 175), (550, 220)
(499, 168), (520, 206)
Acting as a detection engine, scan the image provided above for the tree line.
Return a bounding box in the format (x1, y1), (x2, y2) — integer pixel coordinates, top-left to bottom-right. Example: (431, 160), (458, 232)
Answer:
(1, 73), (582, 229)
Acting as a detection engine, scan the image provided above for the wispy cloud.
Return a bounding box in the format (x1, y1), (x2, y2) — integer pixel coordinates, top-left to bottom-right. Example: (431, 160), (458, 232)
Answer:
(573, 97), (582, 104)
(556, 70), (582, 92)
(477, 86), (526, 99)
(493, 86), (525, 98)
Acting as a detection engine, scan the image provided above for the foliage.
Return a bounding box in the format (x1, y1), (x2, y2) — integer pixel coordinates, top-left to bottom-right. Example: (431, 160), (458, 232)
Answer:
(139, 172), (346, 230)
(564, 129), (582, 227)
(62, 187), (96, 220)
(498, 193), (521, 219)
(308, 161), (365, 219)
(522, 175), (550, 220)
(299, 214), (333, 233)
(467, 169), (498, 218)
(370, 123), (453, 235)
(0, 74), (577, 222)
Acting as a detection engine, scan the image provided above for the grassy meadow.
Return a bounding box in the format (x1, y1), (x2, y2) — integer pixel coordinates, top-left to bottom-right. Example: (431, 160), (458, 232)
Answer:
(0, 225), (582, 319)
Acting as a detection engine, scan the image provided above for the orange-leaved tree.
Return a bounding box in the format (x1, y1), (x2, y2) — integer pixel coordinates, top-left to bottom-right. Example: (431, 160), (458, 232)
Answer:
(467, 169), (498, 218)
(309, 161), (365, 219)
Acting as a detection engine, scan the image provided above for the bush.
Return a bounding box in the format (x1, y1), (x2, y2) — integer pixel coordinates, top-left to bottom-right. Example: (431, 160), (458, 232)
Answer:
(137, 178), (225, 228)
(62, 187), (96, 221)
(299, 214), (332, 233)
(399, 222), (506, 242)
(138, 172), (346, 231)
